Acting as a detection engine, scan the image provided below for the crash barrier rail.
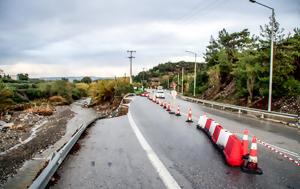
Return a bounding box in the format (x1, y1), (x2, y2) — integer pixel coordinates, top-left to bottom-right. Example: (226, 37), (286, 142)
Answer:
(29, 117), (99, 189)
(180, 95), (299, 127)
(29, 94), (134, 189)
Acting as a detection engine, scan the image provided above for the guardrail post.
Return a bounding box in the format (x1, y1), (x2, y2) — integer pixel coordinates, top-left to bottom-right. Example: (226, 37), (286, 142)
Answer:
(238, 109), (241, 114)
(211, 104), (214, 108)
(261, 114), (264, 119)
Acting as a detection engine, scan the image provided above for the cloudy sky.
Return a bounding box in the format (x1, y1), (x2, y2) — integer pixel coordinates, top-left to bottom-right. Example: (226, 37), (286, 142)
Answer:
(0, 0), (299, 78)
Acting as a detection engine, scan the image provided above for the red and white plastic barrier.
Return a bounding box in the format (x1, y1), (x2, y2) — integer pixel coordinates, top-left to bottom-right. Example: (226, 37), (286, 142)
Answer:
(197, 115), (208, 129)
(223, 135), (244, 166)
(197, 114), (244, 167)
(212, 125), (223, 144)
(208, 121), (218, 136)
(216, 129), (232, 147)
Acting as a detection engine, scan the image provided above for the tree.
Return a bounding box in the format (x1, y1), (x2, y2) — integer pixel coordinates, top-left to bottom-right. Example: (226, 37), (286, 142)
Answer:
(234, 50), (264, 104)
(17, 73), (29, 81)
(259, 13), (285, 47)
(81, 76), (92, 84)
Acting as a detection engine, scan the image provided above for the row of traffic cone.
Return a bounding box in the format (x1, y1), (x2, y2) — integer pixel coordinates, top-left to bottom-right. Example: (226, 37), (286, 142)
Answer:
(149, 96), (193, 121)
(148, 96), (261, 174)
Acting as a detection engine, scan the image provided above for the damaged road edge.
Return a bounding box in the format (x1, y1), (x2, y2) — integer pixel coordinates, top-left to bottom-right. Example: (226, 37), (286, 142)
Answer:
(28, 93), (134, 189)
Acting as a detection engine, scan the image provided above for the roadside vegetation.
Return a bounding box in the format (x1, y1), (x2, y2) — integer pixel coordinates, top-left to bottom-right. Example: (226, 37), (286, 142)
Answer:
(0, 75), (133, 115)
(134, 16), (300, 114)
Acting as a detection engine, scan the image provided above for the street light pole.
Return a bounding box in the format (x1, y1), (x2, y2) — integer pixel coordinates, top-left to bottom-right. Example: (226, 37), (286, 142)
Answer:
(186, 51), (197, 97)
(249, 0), (274, 112)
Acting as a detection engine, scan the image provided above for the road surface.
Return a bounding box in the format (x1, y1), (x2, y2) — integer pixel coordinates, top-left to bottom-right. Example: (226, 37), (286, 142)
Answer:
(51, 94), (300, 189)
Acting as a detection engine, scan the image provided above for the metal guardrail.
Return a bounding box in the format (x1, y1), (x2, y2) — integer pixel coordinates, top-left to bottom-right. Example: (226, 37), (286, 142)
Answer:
(29, 117), (100, 189)
(180, 95), (299, 124)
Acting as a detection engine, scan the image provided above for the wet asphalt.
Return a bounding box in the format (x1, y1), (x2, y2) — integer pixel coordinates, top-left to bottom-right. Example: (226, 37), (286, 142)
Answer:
(52, 95), (300, 189)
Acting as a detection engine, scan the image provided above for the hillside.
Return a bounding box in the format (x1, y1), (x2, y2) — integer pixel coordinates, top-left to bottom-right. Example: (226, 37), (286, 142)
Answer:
(134, 25), (300, 114)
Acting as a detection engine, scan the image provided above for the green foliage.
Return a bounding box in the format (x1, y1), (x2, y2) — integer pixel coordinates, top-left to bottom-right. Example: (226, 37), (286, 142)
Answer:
(81, 76), (92, 84)
(17, 73), (29, 81)
(51, 80), (73, 103)
(75, 83), (89, 97)
(0, 80), (14, 111)
(135, 14), (300, 108)
(283, 78), (300, 97)
(89, 79), (133, 104)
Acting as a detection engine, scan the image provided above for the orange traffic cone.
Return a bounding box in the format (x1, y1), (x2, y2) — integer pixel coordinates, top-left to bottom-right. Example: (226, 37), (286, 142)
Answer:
(163, 102), (167, 109)
(242, 129), (249, 158)
(175, 106), (181, 116)
(160, 101), (163, 106)
(169, 105), (175, 114)
(166, 103), (171, 111)
(186, 108), (193, 122)
(242, 136), (263, 174)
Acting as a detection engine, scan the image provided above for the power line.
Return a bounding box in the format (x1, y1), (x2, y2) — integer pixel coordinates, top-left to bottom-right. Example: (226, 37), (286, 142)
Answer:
(176, 0), (224, 26)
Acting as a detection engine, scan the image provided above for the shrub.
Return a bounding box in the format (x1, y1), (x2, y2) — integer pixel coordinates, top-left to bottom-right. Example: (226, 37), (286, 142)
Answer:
(75, 83), (89, 97)
(49, 95), (68, 105)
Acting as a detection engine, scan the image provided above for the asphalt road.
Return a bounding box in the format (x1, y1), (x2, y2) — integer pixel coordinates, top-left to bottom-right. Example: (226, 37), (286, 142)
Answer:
(52, 94), (300, 189)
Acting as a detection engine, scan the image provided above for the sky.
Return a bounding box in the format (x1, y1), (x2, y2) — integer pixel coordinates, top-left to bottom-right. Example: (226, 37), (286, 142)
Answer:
(0, 0), (299, 78)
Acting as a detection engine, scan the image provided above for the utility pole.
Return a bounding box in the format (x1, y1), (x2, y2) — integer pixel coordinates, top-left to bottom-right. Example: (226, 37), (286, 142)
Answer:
(181, 67), (184, 94)
(127, 50), (136, 84)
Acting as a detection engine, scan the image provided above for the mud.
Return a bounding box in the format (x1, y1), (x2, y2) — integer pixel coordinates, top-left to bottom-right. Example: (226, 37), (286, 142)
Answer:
(0, 107), (74, 184)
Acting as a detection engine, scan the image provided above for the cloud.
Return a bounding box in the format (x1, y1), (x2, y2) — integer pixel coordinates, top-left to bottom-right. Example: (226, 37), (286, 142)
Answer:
(0, 0), (299, 77)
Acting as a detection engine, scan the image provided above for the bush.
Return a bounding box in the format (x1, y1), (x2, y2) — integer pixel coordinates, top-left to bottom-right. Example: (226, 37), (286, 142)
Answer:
(283, 78), (300, 96)
(89, 79), (133, 105)
(72, 88), (81, 100)
(25, 88), (43, 100)
(0, 80), (14, 111)
(75, 83), (89, 97)
(49, 96), (69, 105)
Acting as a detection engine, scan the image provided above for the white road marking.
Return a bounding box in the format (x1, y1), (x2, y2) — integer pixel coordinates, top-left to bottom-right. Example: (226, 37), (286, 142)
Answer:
(128, 111), (181, 189)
